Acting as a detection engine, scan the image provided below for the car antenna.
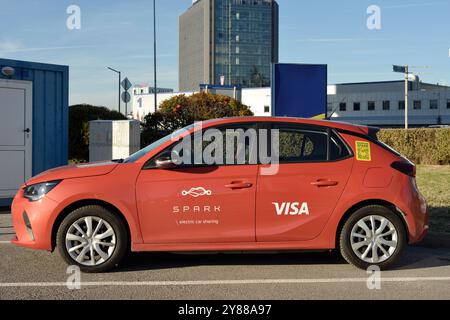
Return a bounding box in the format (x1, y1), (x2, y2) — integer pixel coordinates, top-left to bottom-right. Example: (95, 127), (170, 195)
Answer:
(326, 97), (347, 120)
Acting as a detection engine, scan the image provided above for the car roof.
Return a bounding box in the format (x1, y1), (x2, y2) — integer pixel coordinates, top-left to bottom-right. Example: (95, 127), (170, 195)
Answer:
(201, 117), (373, 136)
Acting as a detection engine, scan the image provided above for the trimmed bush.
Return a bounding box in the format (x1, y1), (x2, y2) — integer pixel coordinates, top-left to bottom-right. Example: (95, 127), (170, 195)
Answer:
(69, 104), (126, 162)
(141, 92), (253, 147)
(378, 128), (450, 165)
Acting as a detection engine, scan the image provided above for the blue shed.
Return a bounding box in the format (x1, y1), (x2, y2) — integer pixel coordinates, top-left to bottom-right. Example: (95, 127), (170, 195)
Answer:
(0, 58), (69, 204)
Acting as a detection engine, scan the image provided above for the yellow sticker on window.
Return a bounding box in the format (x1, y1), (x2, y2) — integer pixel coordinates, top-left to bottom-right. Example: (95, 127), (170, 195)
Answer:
(355, 141), (372, 161)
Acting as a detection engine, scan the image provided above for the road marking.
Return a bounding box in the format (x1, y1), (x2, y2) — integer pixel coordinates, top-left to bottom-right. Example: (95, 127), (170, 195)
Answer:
(2, 277), (450, 288)
(0, 241), (10, 244)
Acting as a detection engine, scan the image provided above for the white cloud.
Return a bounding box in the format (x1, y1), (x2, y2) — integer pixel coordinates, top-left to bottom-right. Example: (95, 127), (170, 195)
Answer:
(0, 39), (23, 52)
(383, 1), (448, 9)
(0, 41), (98, 54)
(295, 38), (385, 43)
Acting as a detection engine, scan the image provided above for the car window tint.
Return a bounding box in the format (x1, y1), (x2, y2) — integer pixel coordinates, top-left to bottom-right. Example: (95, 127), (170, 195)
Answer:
(196, 124), (258, 165)
(146, 123), (258, 168)
(276, 127), (328, 162)
(329, 132), (351, 161)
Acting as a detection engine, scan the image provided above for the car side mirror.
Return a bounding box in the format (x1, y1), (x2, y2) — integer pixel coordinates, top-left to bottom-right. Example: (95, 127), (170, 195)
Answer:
(155, 157), (177, 170)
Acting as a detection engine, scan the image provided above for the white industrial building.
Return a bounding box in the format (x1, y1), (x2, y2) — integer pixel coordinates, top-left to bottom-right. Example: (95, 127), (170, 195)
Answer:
(132, 84), (174, 95)
(328, 78), (450, 127)
(131, 78), (450, 127)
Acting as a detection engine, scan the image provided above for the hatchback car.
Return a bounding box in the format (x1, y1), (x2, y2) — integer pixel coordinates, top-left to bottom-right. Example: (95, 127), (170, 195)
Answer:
(11, 117), (428, 272)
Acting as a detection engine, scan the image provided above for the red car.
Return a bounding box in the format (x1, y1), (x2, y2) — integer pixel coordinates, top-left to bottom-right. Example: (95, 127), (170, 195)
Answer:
(11, 117), (428, 272)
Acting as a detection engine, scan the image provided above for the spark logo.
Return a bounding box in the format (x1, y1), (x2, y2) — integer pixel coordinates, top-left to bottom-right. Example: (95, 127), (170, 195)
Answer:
(273, 202), (310, 216)
(182, 187), (212, 198)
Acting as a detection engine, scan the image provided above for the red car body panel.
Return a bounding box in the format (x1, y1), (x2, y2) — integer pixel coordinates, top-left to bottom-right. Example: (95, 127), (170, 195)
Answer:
(11, 117), (429, 254)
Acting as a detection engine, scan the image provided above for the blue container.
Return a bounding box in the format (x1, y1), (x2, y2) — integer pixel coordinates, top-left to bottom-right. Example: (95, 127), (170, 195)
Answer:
(0, 59), (69, 205)
(272, 63), (327, 119)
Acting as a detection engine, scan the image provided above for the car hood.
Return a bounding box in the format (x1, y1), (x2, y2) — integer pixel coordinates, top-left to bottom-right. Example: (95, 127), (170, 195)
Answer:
(26, 161), (119, 185)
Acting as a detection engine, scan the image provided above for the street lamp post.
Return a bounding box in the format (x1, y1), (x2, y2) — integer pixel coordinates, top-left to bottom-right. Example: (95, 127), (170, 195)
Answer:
(107, 67), (122, 114)
(153, 0), (158, 110)
(404, 65), (409, 130)
(393, 65), (410, 129)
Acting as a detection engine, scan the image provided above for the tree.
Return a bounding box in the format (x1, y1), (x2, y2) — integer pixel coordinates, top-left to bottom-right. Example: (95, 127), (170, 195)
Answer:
(69, 104), (126, 162)
(141, 92), (253, 147)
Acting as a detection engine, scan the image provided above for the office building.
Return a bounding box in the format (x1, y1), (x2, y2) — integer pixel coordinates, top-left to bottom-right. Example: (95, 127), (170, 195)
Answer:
(179, 0), (279, 91)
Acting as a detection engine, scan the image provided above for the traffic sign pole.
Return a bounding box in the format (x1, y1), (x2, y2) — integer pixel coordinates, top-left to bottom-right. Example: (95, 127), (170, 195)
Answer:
(121, 77), (132, 117)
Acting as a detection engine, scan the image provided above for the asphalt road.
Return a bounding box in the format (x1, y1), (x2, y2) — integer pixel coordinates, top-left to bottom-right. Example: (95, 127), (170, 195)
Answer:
(1, 210), (450, 300)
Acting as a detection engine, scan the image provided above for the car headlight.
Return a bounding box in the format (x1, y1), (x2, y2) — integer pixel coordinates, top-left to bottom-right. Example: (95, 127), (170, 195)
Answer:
(23, 181), (61, 202)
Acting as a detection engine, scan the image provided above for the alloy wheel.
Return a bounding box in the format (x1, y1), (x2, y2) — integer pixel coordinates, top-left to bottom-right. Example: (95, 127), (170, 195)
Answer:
(65, 216), (116, 266)
(350, 215), (398, 264)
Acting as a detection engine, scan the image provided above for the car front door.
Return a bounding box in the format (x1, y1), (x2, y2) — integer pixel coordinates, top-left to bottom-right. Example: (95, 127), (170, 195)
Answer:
(256, 124), (354, 242)
(136, 123), (258, 244)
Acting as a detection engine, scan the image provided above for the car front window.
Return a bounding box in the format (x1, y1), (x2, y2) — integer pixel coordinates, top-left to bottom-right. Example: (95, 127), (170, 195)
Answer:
(124, 124), (195, 163)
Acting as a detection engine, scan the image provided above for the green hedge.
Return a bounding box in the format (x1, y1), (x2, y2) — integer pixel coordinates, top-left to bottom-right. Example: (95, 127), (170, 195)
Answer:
(141, 92), (253, 148)
(378, 128), (450, 165)
(69, 104), (126, 162)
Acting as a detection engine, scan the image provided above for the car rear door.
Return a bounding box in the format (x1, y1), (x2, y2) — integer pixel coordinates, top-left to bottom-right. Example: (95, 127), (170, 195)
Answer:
(256, 123), (354, 242)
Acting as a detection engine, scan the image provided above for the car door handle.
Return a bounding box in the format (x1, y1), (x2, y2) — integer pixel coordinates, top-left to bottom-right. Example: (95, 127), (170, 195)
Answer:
(311, 180), (339, 187)
(225, 182), (253, 189)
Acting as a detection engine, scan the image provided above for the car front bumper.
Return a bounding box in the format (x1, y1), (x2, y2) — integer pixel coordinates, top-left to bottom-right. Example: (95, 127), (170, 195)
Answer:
(11, 188), (59, 251)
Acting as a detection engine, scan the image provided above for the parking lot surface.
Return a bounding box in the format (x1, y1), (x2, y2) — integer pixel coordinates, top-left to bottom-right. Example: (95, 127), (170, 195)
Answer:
(1, 211), (450, 300)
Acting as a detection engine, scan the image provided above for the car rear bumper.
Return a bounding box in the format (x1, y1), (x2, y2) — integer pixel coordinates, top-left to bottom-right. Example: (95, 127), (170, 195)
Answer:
(397, 178), (429, 245)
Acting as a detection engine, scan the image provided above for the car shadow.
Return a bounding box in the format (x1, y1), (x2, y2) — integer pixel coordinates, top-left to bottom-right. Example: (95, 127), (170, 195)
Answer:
(114, 250), (347, 273)
(0, 206), (11, 214)
(394, 240), (450, 270)
(113, 244), (450, 273)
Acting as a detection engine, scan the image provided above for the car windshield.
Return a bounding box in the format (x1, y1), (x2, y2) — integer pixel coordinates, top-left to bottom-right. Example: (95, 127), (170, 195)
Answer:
(124, 124), (195, 163)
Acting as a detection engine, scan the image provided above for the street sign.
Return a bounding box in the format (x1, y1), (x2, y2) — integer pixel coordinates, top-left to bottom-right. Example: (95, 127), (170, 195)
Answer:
(121, 91), (131, 104)
(121, 77), (132, 91)
(393, 65), (407, 73)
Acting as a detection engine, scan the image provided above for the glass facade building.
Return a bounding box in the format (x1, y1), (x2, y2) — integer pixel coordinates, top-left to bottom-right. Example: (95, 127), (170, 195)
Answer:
(179, 0), (279, 91)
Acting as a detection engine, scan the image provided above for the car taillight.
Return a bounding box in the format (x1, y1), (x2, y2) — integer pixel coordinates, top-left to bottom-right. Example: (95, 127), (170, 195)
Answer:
(391, 161), (416, 177)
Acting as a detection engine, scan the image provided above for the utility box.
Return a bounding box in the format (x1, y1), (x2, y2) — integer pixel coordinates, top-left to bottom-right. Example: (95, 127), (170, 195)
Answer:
(89, 120), (140, 162)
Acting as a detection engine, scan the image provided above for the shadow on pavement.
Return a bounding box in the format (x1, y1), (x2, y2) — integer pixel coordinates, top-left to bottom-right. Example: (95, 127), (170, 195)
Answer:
(114, 251), (347, 273)
(114, 243), (450, 273)
(0, 206), (11, 215)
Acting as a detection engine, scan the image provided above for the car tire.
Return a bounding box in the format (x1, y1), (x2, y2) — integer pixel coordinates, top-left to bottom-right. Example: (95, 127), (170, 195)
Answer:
(339, 205), (406, 270)
(56, 205), (128, 273)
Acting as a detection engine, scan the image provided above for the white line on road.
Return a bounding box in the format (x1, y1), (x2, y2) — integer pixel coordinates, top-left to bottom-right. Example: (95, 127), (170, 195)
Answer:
(2, 277), (450, 288)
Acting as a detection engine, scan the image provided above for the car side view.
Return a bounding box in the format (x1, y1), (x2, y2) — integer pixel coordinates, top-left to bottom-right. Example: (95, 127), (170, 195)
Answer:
(11, 117), (429, 272)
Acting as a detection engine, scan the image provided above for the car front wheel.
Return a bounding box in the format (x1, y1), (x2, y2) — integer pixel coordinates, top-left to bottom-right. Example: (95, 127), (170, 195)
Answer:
(339, 205), (407, 270)
(56, 205), (128, 273)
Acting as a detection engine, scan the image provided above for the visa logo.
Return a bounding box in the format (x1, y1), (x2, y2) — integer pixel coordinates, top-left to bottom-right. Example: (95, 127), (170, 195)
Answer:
(272, 202), (310, 216)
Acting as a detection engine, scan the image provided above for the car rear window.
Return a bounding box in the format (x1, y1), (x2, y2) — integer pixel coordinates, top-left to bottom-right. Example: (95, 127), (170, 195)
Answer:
(330, 131), (352, 161)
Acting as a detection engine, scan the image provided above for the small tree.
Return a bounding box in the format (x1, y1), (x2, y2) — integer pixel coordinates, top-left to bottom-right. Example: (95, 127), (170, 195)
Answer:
(69, 104), (126, 162)
(141, 92), (253, 146)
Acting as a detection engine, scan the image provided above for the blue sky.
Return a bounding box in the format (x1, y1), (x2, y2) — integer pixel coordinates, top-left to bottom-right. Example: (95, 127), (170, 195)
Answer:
(0, 0), (449, 110)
